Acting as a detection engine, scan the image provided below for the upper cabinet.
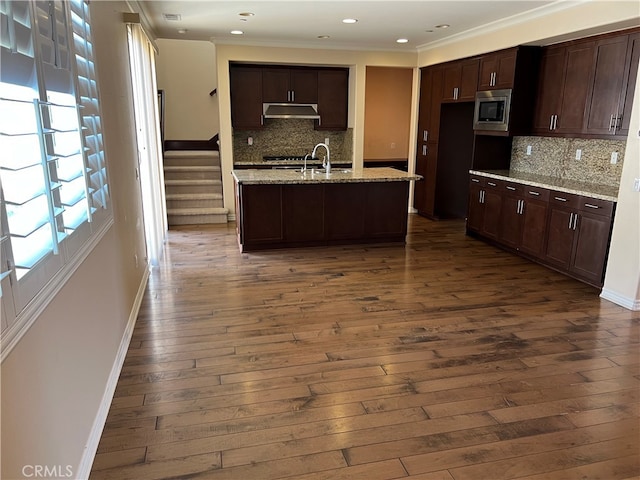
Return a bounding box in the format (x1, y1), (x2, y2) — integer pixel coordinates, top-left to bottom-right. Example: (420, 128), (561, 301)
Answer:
(316, 68), (349, 131)
(442, 58), (479, 102)
(478, 48), (518, 90)
(230, 64), (349, 131)
(262, 67), (318, 104)
(230, 65), (263, 130)
(532, 27), (639, 139)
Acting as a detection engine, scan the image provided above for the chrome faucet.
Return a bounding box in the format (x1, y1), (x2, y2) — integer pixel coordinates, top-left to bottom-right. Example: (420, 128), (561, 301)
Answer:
(312, 143), (331, 174)
(301, 153), (311, 174)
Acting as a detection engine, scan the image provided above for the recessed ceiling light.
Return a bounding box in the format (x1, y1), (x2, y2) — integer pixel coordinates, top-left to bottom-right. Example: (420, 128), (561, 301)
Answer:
(239, 12), (255, 17)
(177, 29), (188, 34)
(230, 30), (244, 35)
(317, 35), (330, 39)
(163, 13), (181, 21)
(342, 18), (358, 24)
(425, 29), (434, 33)
(396, 38), (409, 44)
(435, 24), (450, 29)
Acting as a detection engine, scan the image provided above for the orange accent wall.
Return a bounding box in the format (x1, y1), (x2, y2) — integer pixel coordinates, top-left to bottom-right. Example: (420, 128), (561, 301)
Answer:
(364, 66), (413, 160)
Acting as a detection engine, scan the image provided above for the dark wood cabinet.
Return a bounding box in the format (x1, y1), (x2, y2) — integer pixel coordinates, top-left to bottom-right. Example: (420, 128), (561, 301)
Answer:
(229, 65), (263, 130)
(619, 32), (640, 136)
(583, 35), (631, 135)
(478, 48), (517, 90)
(532, 27), (639, 138)
(467, 177), (615, 288)
(263, 67), (318, 104)
(414, 66), (442, 218)
(316, 68), (349, 131)
(235, 180), (410, 251)
(442, 58), (479, 102)
(533, 42), (595, 135)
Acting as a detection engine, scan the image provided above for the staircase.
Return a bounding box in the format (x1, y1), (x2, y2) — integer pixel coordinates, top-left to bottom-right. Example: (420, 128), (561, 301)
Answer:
(163, 150), (229, 226)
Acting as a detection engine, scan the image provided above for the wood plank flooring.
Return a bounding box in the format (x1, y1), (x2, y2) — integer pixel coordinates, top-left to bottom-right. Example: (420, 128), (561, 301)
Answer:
(90, 215), (640, 480)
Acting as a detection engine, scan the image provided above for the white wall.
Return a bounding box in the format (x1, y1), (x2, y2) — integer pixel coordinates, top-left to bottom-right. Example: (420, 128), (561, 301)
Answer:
(0, 2), (149, 478)
(155, 38), (218, 141)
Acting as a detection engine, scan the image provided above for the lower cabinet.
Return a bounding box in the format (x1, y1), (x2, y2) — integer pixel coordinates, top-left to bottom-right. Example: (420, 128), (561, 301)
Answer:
(466, 175), (615, 288)
(236, 181), (410, 251)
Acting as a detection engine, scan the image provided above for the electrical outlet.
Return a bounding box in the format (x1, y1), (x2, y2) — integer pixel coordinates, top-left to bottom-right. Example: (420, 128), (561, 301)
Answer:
(134, 254), (138, 268)
(391, 142), (396, 149)
(324, 137), (330, 146)
(526, 145), (532, 156)
(610, 152), (618, 164)
(247, 137), (253, 146)
(575, 149), (582, 160)
(634, 178), (640, 192)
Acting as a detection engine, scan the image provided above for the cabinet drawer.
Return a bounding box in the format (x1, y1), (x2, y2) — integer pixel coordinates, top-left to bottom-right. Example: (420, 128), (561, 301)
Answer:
(502, 182), (523, 195)
(549, 191), (580, 208)
(523, 186), (550, 202)
(578, 197), (615, 217)
(469, 175), (486, 186)
(484, 178), (503, 190)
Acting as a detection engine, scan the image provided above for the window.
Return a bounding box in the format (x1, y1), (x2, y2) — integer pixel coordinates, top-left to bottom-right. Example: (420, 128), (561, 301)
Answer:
(0, 0), (111, 354)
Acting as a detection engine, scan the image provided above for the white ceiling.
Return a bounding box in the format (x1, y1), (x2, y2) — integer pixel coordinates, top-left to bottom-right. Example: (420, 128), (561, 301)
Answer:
(137, 0), (571, 52)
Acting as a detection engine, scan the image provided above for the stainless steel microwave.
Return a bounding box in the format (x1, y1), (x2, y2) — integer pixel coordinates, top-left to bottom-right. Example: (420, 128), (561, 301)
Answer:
(473, 89), (512, 132)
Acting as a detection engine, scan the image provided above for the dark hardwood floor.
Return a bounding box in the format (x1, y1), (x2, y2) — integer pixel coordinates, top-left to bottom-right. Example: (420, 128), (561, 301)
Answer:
(90, 215), (639, 480)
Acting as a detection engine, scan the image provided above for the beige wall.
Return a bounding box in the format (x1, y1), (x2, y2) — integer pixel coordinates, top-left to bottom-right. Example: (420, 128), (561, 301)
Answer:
(156, 38), (218, 140)
(602, 62), (640, 309)
(364, 67), (414, 160)
(0, 2), (149, 478)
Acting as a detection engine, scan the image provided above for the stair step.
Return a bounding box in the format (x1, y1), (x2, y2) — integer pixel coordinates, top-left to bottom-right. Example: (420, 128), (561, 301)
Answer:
(165, 193), (222, 201)
(167, 207), (229, 216)
(163, 150), (219, 158)
(165, 179), (221, 186)
(164, 166), (220, 172)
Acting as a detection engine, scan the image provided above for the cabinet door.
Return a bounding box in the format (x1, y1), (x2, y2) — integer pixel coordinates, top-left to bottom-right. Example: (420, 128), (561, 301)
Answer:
(428, 67), (444, 142)
(365, 182), (409, 238)
(230, 66), (263, 129)
(583, 35), (629, 135)
(533, 46), (566, 133)
(478, 53), (498, 90)
(494, 50), (517, 89)
(481, 181), (502, 239)
(418, 68), (433, 138)
(240, 185), (282, 243)
(262, 67), (290, 103)
(316, 69), (348, 130)
(442, 62), (462, 102)
(544, 206), (574, 268)
(290, 69), (318, 103)
(570, 212), (612, 285)
(620, 33), (640, 136)
(282, 184), (324, 242)
(500, 194), (523, 248)
(467, 179), (484, 232)
(519, 198), (549, 259)
(459, 59), (480, 101)
(324, 183), (366, 239)
(555, 42), (595, 133)
(415, 143), (438, 218)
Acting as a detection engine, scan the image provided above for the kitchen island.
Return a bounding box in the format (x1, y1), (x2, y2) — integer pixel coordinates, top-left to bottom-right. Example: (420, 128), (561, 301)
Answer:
(232, 167), (421, 252)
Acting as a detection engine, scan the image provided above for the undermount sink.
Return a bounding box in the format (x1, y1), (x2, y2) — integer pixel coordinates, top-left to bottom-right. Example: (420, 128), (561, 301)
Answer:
(306, 168), (351, 175)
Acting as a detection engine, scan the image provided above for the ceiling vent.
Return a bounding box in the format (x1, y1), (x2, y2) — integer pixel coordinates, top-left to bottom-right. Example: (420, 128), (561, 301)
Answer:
(162, 13), (182, 21)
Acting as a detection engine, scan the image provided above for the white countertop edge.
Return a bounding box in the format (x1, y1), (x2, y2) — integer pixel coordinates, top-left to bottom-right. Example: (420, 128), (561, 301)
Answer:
(469, 170), (618, 203)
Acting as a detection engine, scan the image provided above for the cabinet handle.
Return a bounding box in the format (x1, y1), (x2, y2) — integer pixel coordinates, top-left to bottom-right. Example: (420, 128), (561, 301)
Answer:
(584, 203), (599, 209)
(609, 114), (615, 132)
(506, 186), (516, 191)
(423, 130), (428, 142)
(554, 196), (567, 202)
(573, 213), (579, 230)
(549, 115), (554, 130)
(528, 191), (540, 196)
(487, 181), (496, 187)
(553, 115), (558, 130)
(454, 87), (459, 100)
(422, 145), (427, 156)
(471, 178), (480, 183)
(568, 212), (574, 229)
(291, 90), (295, 102)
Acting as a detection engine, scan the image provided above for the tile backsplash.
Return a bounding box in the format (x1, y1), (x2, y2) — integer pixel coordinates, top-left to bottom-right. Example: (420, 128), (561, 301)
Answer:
(511, 136), (626, 187)
(233, 119), (353, 163)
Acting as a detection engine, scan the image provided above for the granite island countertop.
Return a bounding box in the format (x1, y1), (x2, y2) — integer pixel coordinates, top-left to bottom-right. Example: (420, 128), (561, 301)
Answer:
(233, 167), (422, 185)
(470, 169), (619, 202)
(234, 159), (352, 168)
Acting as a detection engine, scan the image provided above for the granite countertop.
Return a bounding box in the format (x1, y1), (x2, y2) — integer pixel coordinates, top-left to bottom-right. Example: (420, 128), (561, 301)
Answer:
(234, 160), (352, 167)
(470, 169), (619, 202)
(233, 167), (422, 185)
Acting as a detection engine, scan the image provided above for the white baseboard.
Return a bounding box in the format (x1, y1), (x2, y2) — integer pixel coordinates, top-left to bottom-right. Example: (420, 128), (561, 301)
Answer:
(600, 288), (640, 311)
(76, 266), (150, 479)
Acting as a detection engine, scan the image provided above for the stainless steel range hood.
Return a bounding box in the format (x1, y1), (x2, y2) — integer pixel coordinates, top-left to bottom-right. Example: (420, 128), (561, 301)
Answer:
(263, 103), (321, 120)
